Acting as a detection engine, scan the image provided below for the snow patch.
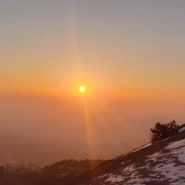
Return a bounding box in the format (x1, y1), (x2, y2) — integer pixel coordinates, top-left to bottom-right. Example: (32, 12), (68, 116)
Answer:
(166, 139), (185, 150)
(105, 174), (124, 183)
(178, 127), (185, 133)
(129, 143), (151, 153)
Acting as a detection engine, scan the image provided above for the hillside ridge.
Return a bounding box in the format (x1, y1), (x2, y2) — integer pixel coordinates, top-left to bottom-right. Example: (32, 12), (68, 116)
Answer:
(70, 129), (185, 185)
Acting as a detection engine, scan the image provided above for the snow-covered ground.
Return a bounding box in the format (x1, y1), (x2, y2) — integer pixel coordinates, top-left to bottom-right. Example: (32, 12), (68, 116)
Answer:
(90, 137), (185, 185)
(179, 126), (185, 133)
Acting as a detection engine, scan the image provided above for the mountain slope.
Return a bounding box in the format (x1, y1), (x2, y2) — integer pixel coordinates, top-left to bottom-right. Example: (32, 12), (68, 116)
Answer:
(71, 130), (185, 185)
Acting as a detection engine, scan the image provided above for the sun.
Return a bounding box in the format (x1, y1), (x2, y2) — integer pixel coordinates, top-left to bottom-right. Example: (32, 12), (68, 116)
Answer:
(79, 86), (86, 93)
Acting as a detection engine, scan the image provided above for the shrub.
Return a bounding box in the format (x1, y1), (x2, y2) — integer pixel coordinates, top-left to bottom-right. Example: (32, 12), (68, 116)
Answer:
(150, 120), (179, 143)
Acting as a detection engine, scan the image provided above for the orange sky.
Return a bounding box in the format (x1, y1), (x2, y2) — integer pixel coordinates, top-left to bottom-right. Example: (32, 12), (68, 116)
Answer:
(1, 1), (185, 99)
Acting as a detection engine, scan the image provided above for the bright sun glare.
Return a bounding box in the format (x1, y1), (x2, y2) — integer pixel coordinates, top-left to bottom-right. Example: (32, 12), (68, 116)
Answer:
(79, 86), (86, 94)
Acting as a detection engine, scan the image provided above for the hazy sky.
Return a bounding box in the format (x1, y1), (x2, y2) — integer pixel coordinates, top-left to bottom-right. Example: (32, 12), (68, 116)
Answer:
(1, 0), (185, 98)
(1, 1), (185, 164)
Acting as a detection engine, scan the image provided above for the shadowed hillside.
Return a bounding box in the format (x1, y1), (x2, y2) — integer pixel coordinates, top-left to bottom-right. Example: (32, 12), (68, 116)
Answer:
(70, 127), (185, 185)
